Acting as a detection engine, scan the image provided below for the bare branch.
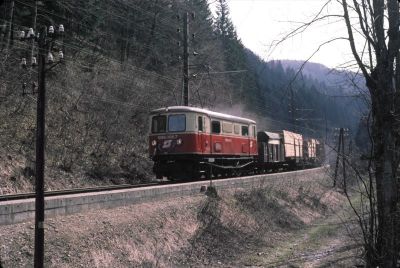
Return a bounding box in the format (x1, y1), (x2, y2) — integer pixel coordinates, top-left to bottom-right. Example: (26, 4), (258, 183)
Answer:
(342, 0), (372, 83)
(387, 0), (400, 63)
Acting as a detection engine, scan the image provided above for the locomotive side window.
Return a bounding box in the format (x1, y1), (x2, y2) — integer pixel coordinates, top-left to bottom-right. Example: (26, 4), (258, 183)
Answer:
(241, 126), (249, 136)
(198, 116), (203, 132)
(234, 124), (240, 135)
(152, 115), (167, 133)
(252, 125), (256, 138)
(168, 114), (186, 132)
(222, 122), (233, 133)
(211, 120), (221, 134)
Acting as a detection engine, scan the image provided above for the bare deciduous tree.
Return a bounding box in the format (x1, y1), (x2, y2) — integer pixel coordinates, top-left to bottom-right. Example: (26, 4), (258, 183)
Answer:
(341, 0), (400, 266)
(270, 0), (400, 266)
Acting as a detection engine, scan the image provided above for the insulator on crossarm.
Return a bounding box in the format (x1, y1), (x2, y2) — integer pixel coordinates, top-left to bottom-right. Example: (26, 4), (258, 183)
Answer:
(19, 30), (25, 40)
(27, 28), (35, 38)
(47, 52), (54, 63)
(21, 58), (27, 68)
(58, 50), (64, 61)
(58, 24), (64, 33)
(48, 26), (54, 34)
(31, 57), (37, 67)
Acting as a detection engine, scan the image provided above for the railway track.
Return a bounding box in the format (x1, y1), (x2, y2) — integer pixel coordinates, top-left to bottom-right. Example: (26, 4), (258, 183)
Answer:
(0, 167), (327, 226)
(0, 167), (315, 202)
(0, 182), (164, 202)
(0, 174), (254, 202)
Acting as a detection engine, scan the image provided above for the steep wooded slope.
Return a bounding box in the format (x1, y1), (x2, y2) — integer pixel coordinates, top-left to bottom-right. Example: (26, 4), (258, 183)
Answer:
(0, 0), (360, 191)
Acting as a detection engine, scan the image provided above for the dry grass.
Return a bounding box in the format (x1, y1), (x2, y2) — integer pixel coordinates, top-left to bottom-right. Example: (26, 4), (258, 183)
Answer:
(0, 171), (357, 267)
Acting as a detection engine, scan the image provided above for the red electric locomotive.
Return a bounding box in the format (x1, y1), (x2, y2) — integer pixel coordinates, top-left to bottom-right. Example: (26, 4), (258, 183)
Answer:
(149, 106), (257, 179)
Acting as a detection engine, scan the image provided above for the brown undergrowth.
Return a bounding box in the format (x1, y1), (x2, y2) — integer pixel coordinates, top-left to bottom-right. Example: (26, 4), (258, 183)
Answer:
(173, 180), (346, 267)
(0, 174), (351, 267)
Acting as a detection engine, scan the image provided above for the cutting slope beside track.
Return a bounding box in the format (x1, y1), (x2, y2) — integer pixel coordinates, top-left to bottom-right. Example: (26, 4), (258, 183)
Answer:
(0, 165), (358, 267)
(0, 167), (328, 226)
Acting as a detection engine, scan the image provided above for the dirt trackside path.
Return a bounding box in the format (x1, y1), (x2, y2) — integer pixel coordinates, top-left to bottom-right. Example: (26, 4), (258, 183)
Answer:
(239, 200), (362, 267)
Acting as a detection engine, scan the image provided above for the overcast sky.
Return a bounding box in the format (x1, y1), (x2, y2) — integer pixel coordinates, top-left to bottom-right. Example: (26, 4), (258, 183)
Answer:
(214, 0), (355, 69)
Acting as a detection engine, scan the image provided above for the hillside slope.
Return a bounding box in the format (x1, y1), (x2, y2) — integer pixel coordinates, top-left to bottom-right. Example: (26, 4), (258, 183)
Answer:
(0, 0), (362, 191)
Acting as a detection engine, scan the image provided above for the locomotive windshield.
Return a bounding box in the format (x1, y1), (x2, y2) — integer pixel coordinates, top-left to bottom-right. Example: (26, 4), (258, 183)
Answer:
(168, 114), (186, 132)
(152, 115), (167, 133)
(151, 114), (186, 133)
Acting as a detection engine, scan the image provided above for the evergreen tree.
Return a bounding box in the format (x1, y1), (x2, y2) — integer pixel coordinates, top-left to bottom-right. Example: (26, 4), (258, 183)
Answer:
(215, 0), (236, 40)
(214, 0), (266, 112)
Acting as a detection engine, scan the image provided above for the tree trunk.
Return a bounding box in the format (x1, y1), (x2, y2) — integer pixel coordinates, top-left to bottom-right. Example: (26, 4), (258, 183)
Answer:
(371, 70), (399, 267)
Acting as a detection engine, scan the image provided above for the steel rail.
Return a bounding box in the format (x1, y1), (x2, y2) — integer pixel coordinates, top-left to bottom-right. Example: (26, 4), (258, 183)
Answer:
(0, 182), (164, 202)
(0, 166), (322, 203)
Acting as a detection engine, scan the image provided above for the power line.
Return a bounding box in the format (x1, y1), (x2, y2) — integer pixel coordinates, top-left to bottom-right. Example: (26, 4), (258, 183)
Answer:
(14, 0), (181, 43)
(7, 35), (181, 85)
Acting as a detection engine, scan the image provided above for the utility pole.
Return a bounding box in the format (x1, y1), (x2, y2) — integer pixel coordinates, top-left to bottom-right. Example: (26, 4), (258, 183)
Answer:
(333, 128), (343, 187)
(289, 87), (295, 132)
(341, 128), (350, 194)
(333, 127), (349, 191)
(182, 12), (189, 106)
(324, 109), (328, 142)
(34, 25), (47, 268)
(19, 23), (64, 268)
(342, 129), (347, 194)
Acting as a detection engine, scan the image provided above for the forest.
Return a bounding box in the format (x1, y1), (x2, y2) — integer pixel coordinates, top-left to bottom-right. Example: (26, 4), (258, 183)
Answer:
(0, 0), (363, 190)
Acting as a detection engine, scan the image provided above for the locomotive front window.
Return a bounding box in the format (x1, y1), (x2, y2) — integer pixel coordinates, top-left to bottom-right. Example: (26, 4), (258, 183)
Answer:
(152, 115), (167, 133)
(168, 114), (186, 132)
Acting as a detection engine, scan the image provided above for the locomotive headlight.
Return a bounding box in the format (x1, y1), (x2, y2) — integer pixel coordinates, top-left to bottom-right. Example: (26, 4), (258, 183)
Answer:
(176, 138), (183, 145)
(151, 140), (157, 146)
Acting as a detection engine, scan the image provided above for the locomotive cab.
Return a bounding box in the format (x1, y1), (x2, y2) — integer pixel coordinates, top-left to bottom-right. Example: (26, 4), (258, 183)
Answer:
(149, 106), (257, 180)
(149, 111), (209, 157)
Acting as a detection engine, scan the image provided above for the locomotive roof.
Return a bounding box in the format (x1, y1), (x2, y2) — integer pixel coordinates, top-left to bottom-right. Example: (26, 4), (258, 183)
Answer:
(150, 106), (256, 124)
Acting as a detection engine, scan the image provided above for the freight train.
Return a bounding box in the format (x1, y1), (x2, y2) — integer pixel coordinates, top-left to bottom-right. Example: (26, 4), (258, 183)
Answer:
(149, 106), (324, 180)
